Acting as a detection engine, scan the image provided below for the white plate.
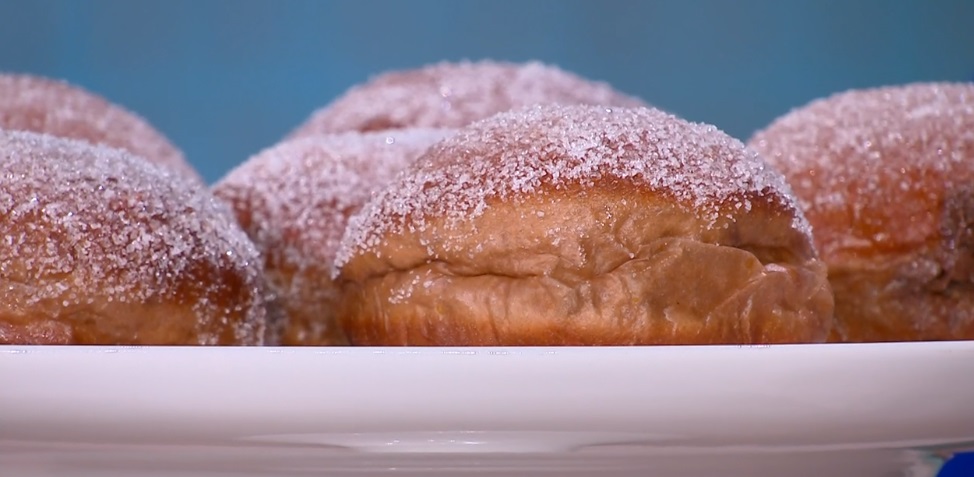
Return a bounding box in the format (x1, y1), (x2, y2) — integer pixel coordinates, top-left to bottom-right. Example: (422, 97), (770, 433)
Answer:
(1, 343), (973, 477)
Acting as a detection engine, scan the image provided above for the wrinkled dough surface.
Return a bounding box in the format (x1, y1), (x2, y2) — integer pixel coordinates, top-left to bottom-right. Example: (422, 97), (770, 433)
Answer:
(341, 238), (832, 345)
(828, 257), (974, 342)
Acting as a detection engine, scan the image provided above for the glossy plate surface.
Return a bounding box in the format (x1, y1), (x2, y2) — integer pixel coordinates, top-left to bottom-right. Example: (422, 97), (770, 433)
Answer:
(2, 343), (972, 476)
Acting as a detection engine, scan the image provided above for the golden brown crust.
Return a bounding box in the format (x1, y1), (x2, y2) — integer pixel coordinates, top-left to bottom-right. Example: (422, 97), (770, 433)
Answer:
(829, 263), (974, 342)
(749, 83), (974, 342)
(340, 187), (832, 345)
(336, 105), (834, 345)
(0, 130), (267, 345)
(825, 183), (974, 341)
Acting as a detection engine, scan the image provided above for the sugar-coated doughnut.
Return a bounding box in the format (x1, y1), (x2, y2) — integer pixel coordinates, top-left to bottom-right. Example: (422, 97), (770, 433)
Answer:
(288, 60), (647, 137)
(334, 105), (834, 345)
(213, 129), (452, 345)
(0, 73), (201, 182)
(749, 82), (974, 342)
(0, 130), (267, 345)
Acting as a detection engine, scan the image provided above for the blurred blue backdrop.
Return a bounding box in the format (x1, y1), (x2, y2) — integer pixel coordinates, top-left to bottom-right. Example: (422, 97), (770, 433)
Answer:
(1, 0), (972, 184)
(0, 1), (972, 475)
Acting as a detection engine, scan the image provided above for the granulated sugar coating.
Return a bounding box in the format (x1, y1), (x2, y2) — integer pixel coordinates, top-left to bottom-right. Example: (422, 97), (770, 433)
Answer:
(748, 82), (974, 260)
(335, 104), (808, 273)
(0, 73), (201, 182)
(288, 60), (647, 137)
(748, 82), (974, 342)
(0, 130), (267, 345)
(212, 128), (452, 344)
(216, 128), (452, 270)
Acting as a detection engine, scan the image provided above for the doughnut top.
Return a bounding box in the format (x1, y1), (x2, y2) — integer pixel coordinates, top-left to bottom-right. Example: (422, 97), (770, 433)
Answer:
(335, 104), (808, 272)
(0, 130), (266, 343)
(214, 128), (453, 270)
(288, 60), (647, 136)
(0, 73), (200, 182)
(749, 82), (974, 258)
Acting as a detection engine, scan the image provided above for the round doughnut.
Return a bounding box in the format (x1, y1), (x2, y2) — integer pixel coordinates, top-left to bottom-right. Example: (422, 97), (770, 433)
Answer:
(213, 128), (453, 345)
(0, 73), (201, 182)
(288, 60), (647, 137)
(748, 82), (974, 342)
(0, 130), (267, 345)
(333, 105), (834, 346)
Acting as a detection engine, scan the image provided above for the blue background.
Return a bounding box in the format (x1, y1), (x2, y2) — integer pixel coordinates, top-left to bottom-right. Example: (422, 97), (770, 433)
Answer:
(1, 0), (972, 184)
(0, 1), (972, 474)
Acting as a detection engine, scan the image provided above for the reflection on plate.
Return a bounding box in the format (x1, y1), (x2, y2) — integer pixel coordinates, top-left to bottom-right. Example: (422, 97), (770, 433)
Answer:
(1, 342), (973, 476)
